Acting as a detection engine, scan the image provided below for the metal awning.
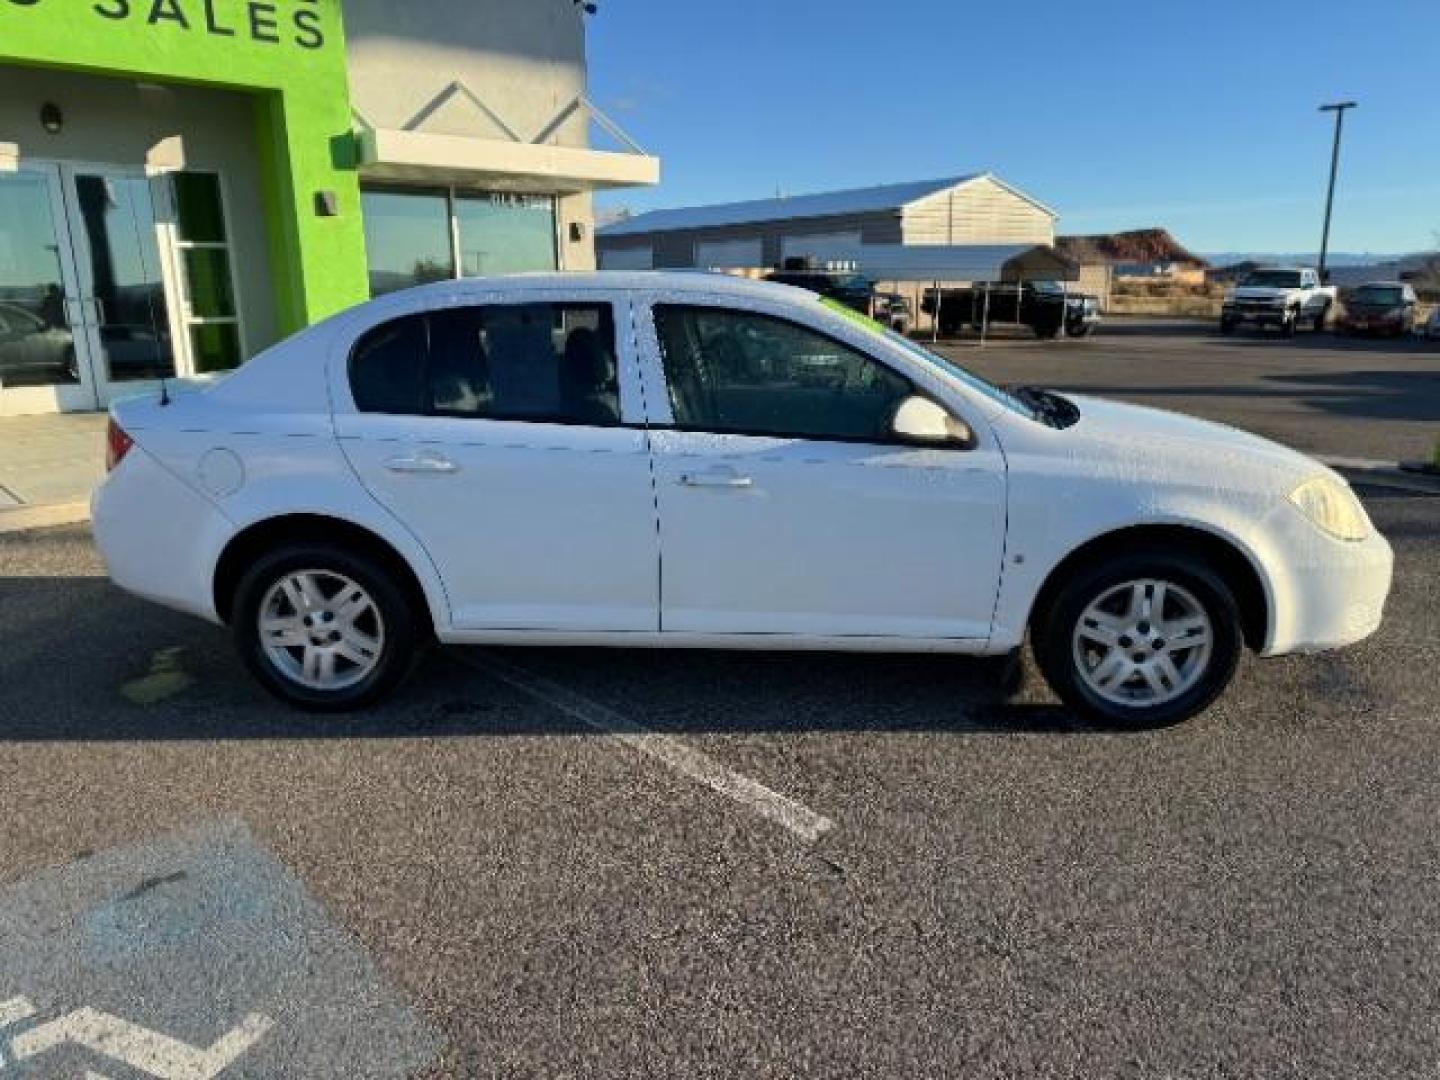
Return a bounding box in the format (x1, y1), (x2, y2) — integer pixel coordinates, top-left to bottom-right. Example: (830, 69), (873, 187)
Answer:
(356, 129), (660, 193)
(803, 243), (1079, 282)
(353, 86), (660, 194)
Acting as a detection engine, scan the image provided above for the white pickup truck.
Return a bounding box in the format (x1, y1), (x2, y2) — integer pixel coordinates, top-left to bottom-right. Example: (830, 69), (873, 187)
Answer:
(1220, 267), (1337, 336)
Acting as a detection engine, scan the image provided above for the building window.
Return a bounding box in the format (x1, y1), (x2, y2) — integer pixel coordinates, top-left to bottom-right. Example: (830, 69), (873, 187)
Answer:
(361, 187), (559, 298)
(454, 194), (557, 277)
(171, 172), (243, 374)
(360, 187), (454, 298)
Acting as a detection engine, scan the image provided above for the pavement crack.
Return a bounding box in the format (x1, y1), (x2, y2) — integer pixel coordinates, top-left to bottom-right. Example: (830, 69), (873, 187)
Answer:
(117, 870), (187, 904)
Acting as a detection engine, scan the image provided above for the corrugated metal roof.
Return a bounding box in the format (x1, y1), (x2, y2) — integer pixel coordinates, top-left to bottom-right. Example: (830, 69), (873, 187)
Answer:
(599, 174), (984, 237)
(810, 244), (1078, 282)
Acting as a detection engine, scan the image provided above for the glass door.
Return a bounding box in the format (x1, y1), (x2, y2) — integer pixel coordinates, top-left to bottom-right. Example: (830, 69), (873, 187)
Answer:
(59, 165), (181, 407)
(0, 164), (97, 417)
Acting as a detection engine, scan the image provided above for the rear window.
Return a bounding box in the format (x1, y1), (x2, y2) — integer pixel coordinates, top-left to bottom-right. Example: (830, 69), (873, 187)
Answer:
(1351, 286), (1405, 305)
(349, 303), (620, 426)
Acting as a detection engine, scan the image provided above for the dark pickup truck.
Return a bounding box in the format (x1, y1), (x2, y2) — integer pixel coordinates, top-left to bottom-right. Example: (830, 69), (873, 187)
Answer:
(921, 282), (1101, 339)
(765, 270), (877, 314)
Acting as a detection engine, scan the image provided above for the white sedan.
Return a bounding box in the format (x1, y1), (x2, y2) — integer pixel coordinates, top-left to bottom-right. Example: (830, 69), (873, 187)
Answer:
(92, 274), (1393, 727)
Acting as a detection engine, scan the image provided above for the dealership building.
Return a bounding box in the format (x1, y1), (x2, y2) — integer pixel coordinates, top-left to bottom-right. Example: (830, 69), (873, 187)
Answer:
(0, 0), (658, 416)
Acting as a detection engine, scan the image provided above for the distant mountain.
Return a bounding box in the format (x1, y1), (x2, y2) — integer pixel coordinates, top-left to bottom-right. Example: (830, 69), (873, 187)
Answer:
(1058, 228), (1207, 267)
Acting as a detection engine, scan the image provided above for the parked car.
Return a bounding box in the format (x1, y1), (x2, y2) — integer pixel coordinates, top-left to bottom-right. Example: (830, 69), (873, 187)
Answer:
(93, 273), (1392, 728)
(1427, 306), (1440, 341)
(1220, 267), (1336, 336)
(764, 270), (876, 315)
(875, 292), (912, 333)
(0, 301), (74, 388)
(921, 282), (1100, 339)
(1336, 282), (1418, 337)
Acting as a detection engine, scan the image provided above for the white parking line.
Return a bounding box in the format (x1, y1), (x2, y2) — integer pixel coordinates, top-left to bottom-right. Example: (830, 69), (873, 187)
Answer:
(460, 651), (835, 844)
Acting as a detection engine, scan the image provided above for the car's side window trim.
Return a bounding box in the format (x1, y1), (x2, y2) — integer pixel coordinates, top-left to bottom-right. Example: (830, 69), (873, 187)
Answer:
(645, 302), (968, 450)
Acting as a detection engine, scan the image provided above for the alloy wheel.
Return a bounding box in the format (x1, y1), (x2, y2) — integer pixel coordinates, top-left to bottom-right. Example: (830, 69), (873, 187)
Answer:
(258, 569), (386, 691)
(1071, 578), (1213, 708)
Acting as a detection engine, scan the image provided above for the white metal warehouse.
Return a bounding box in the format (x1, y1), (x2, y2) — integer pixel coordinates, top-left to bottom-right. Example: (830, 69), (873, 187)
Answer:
(596, 173), (1058, 272)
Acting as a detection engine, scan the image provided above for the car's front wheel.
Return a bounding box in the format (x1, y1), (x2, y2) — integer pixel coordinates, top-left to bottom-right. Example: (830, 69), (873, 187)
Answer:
(1032, 551), (1243, 728)
(233, 544), (421, 711)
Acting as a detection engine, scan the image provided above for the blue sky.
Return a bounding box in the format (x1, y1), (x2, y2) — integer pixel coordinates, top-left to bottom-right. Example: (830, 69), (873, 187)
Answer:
(589, 1), (1440, 255)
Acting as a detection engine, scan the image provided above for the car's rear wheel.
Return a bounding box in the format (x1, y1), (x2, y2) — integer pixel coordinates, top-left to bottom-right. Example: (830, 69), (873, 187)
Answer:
(1219, 316), (1236, 335)
(233, 543), (420, 711)
(1312, 304), (1329, 333)
(1032, 551), (1243, 728)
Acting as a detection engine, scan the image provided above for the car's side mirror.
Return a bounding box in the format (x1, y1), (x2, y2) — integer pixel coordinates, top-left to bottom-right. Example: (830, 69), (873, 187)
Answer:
(891, 395), (974, 448)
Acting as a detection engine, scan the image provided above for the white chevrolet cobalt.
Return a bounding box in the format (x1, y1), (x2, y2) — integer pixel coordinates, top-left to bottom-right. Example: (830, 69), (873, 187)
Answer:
(93, 274), (1393, 726)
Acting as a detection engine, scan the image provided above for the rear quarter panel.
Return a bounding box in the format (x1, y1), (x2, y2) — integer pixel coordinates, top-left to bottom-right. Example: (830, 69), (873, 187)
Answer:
(110, 331), (454, 630)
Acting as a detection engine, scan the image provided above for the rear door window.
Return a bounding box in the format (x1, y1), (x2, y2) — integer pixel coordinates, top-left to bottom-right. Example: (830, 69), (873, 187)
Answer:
(349, 303), (620, 426)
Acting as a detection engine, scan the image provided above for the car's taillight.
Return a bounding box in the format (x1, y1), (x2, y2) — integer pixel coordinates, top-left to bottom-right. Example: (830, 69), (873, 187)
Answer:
(105, 418), (134, 472)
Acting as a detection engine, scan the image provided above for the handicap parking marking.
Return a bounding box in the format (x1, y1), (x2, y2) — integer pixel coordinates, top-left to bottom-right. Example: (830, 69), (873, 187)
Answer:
(0, 821), (439, 1078)
(1, 1000), (272, 1078)
(460, 650), (836, 844)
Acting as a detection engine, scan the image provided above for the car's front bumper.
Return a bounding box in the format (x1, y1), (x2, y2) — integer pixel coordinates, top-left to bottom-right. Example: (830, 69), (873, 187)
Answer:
(1261, 517), (1394, 656)
(1224, 305), (1289, 326)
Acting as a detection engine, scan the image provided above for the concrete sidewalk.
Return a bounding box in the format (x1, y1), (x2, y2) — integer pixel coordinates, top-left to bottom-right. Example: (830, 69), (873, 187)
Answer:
(0, 413), (106, 533)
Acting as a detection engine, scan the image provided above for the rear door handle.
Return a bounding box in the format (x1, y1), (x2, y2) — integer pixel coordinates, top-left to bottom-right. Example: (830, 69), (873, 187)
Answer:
(678, 468), (753, 489)
(383, 451), (459, 475)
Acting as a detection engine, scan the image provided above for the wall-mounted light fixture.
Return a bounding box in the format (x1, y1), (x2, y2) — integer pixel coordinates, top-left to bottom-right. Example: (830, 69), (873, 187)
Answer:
(314, 190), (339, 217)
(39, 103), (63, 135)
(569, 221), (587, 243)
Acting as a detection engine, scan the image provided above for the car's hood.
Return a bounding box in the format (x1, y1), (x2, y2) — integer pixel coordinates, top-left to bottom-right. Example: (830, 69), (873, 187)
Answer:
(1231, 286), (1296, 301)
(1054, 393), (1328, 493)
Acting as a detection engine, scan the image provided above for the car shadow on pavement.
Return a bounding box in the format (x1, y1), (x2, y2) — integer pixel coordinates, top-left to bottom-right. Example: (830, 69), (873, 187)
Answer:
(0, 576), (1087, 742)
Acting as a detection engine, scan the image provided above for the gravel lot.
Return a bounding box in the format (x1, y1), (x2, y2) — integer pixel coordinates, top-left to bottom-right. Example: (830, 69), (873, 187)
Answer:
(0, 322), (1437, 1077)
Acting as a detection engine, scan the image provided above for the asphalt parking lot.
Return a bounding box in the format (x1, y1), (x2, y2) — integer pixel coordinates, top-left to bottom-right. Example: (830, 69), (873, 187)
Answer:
(940, 317), (1440, 464)
(1, 323), (1438, 1078)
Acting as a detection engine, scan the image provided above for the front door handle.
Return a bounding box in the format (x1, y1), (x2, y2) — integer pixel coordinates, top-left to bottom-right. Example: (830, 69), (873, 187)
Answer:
(678, 468), (753, 489)
(383, 451), (459, 475)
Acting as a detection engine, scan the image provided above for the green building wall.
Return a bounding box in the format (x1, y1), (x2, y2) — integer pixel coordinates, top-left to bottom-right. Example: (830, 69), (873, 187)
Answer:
(0, 0), (370, 335)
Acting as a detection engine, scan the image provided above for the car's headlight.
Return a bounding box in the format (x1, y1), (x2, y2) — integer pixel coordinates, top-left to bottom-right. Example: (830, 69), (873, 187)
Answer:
(1287, 476), (1372, 541)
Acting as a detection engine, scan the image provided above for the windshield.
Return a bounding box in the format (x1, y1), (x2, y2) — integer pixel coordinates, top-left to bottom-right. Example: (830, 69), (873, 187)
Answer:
(1352, 286), (1404, 306)
(818, 297), (1037, 419)
(1241, 270), (1303, 288)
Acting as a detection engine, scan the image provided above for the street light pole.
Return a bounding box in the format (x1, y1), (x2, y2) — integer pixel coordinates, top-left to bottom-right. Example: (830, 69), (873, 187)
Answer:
(1317, 101), (1357, 282)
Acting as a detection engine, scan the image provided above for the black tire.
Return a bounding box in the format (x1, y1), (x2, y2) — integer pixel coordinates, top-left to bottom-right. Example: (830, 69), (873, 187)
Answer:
(1219, 316), (1236, 335)
(232, 542), (422, 711)
(1031, 549), (1243, 729)
(1312, 305), (1329, 333)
